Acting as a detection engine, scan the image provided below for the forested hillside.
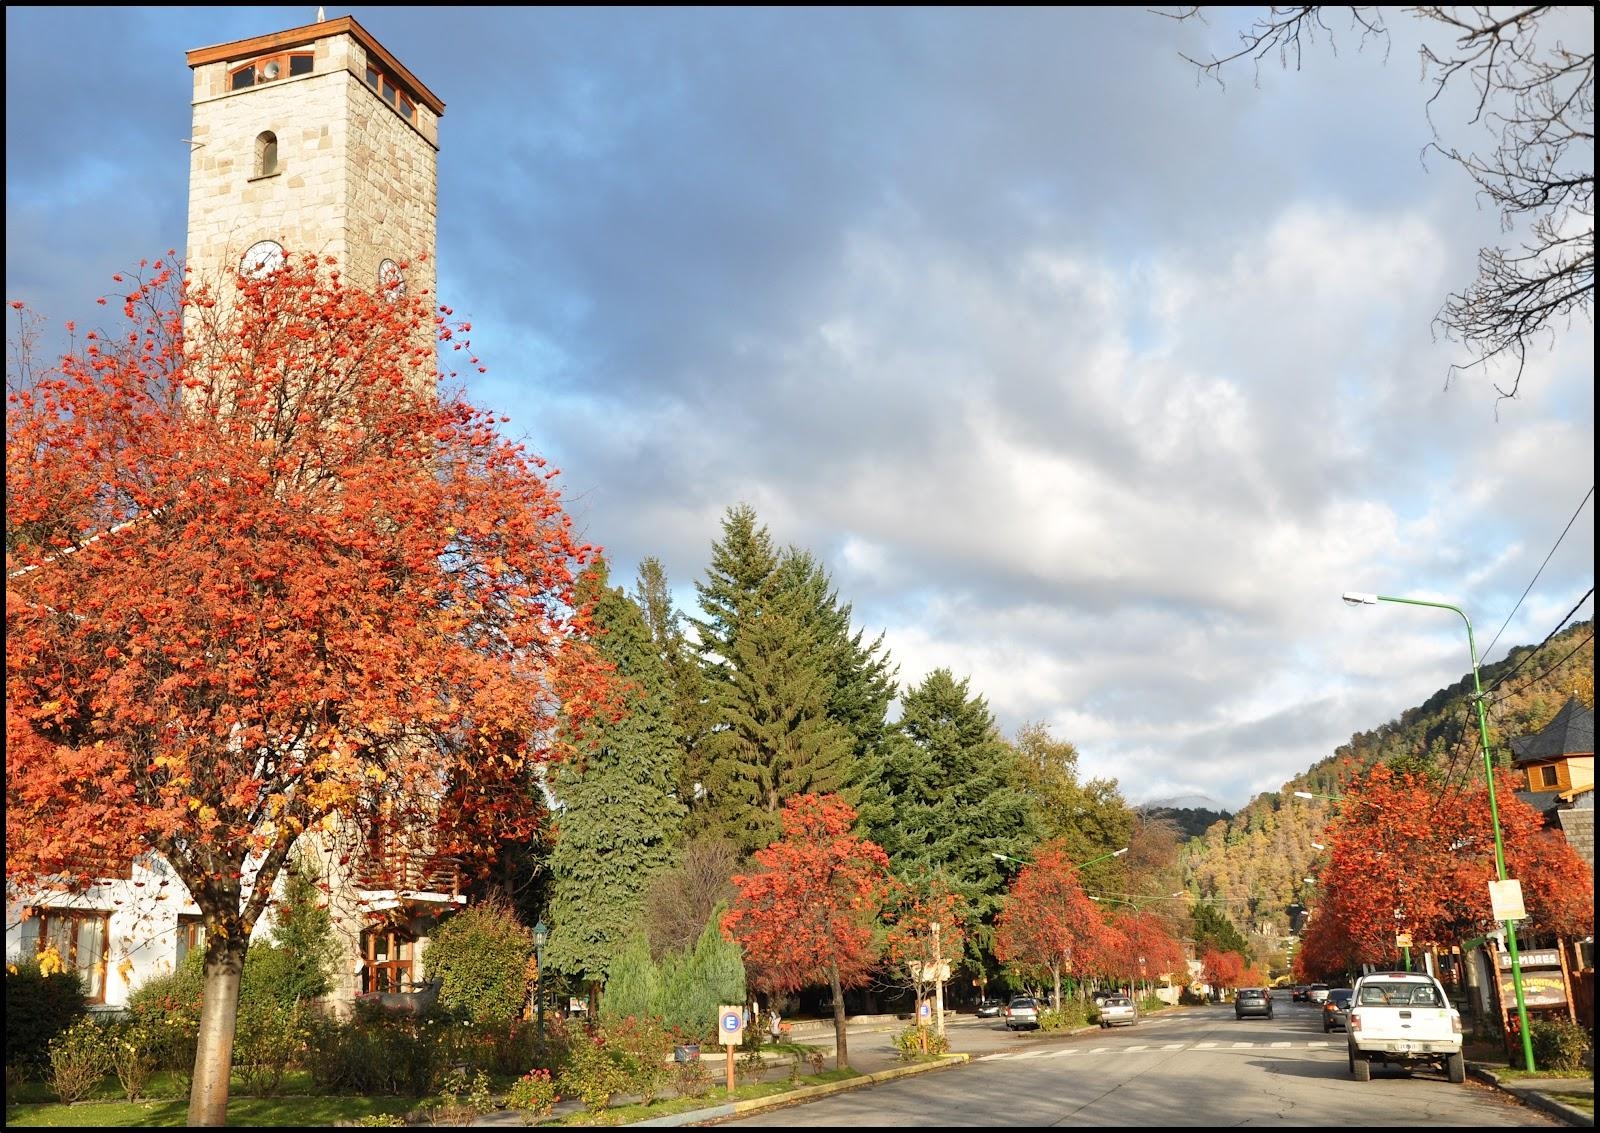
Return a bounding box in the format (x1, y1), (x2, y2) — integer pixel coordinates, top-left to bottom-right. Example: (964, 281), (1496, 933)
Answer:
(1181, 620), (1594, 939)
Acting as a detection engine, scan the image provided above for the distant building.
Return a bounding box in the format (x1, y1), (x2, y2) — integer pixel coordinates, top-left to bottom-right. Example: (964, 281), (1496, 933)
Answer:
(1510, 697), (1595, 867)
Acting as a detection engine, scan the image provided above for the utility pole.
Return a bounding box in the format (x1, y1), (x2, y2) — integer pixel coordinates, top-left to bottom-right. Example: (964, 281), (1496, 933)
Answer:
(932, 921), (946, 1038)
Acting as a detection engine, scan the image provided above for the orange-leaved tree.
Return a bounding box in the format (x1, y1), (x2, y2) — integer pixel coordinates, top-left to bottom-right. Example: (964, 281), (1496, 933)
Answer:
(882, 872), (969, 1024)
(1200, 948), (1247, 996)
(1307, 763), (1593, 972)
(1107, 907), (1186, 995)
(991, 840), (1105, 1009)
(5, 254), (609, 1125)
(721, 793), (890, 1070)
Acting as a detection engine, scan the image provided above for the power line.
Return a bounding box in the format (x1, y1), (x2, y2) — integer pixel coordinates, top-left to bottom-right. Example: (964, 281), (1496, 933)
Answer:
(1487, 630), (1595, 710)
(1483, 587), (1595, 699)
(1482, 486), (1593, 662)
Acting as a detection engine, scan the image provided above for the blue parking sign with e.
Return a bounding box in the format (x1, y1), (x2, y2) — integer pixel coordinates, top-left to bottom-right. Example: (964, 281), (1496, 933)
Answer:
(721, 1011), (742, 1033)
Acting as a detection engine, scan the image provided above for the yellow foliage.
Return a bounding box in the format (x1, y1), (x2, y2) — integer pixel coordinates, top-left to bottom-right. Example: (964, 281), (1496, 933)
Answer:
(38, 944), (65, 976)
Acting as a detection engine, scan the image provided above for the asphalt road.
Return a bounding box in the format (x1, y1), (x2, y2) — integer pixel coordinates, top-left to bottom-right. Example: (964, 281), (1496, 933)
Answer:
(718, 1002), (1561, 1127)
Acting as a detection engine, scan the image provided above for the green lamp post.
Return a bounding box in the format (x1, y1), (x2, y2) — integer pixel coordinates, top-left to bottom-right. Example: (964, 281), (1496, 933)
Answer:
(1341, 591), (1536, 1072)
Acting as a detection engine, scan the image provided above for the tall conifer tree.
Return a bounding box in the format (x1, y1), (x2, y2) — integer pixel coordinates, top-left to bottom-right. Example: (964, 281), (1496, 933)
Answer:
(688, 505), (886, 852)
(545, 560), (686, 997)
(857, 669), (1038, 958)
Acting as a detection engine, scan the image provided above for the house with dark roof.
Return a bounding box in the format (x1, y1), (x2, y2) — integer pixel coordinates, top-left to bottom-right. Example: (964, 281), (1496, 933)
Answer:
(1510, 697), (1594, 867)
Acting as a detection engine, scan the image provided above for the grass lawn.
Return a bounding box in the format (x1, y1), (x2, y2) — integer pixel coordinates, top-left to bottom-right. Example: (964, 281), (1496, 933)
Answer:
(4, 1065), (864, 1128)
(1547, 1092), (1593, 1117)
(4, 1095), (417, 1127)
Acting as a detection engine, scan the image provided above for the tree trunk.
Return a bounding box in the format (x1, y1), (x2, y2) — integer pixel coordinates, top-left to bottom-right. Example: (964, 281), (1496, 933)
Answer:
(1053, 961), (1062, 1016)
(829, 961), (848, 1070)
(187, 933), (249, 1126)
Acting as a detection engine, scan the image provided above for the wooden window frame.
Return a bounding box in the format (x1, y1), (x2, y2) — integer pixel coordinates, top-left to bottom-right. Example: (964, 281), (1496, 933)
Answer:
(229, 51), (314, 91)
(34, 909), (111, 1004)
(362, 927), (415, 994)
(1538, 764), (1559, 788)
(362, 60), (418, 124)
(176, 914), (204, 968)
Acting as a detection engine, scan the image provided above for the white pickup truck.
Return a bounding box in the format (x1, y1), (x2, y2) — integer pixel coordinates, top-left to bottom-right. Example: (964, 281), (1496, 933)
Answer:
(1346, 970), (1465, 1083)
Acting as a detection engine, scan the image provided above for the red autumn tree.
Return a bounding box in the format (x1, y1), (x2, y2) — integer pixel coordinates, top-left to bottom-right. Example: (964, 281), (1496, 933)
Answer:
(1308, 763), (1594, 970)
(6, 255), (608, 1126)
(882, 873), (969, 1025)
(992, 840), (1106, 1008)
(1108, 907), (1186, 995)
(1200, 948), (1247, 996)
(721, 793), (890, 1070)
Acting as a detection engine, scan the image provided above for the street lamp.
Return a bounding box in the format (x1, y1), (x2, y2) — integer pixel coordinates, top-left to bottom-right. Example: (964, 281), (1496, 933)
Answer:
(1341, 590), (1537, 1072)
(532, 919), (549, 1045)
(992, 846), (1128, 869)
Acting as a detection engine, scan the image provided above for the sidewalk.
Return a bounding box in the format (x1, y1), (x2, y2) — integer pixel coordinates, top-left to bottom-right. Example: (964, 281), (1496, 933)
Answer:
(1467, 1062), (1594, 1128)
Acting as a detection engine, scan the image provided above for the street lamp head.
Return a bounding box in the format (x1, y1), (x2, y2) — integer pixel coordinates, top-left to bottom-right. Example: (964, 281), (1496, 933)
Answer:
(1342, 592), (1379, 606)
(1311, 842), (1325, 851)
(1112, 847), (1129, 858)
(1303, 877), (1316, 884)
(533, 920), (549, 949)
(1293, 791), (1315, 800)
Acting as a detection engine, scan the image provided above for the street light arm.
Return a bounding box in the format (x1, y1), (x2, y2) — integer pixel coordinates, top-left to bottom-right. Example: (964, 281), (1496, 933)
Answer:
(1341, 587), (1536, 1072)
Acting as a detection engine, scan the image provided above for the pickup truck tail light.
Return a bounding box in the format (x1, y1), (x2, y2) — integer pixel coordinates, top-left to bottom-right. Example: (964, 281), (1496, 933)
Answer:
(1348, 1013), (1362, 1033)
(1451, 1014), (1462, 1035)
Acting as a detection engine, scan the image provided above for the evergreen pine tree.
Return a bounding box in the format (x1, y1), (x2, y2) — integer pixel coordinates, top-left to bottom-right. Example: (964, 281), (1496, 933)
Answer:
(545, 559), (686, 997)
(857, 669), (1038, 958)
(598, 931), (659, 1024)
(634, 557), (716, 818)
(688, 505), (891, 852)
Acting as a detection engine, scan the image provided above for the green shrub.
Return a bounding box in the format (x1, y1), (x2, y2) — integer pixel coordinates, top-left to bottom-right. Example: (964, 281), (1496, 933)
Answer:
(505, 1067), (560, 1123)
(424, 897), (534, 1026)
(305, 1003), (449, 1096)
(47, 1016), (112, 1104)
(607, 1014), (675, 1103)
(601, 933), (660, 1026)
(106, 1014), (163, 1101)
(234, 996), (312, 1097)
(892, 1024), (948, 1060)
(558, 1026), (632, 1114)
(1529, 1016), (1592, 1071)
(5, 958), (89, 1074)
(672, 1055), (712, 1099)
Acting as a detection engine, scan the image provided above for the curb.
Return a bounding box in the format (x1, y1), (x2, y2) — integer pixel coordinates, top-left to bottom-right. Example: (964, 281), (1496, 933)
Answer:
(1468, 1066), (1594, 1128)
(623, 1052), (970, 1127)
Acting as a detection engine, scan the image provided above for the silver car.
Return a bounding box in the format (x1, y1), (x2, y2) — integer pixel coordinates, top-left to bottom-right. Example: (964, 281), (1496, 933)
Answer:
(1004, 995), (1041, 1030)
(1098, 995), (1138, 1028)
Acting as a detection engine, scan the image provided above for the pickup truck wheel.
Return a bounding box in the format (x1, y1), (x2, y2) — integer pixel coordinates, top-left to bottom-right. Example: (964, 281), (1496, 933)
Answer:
(1446, 1052), (1465, 1083)
(1350, 1050), (1371, 1082)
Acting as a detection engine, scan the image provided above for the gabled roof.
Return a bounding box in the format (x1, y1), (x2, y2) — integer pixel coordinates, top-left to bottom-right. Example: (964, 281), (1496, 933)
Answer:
(1509, 697), (1594, 765)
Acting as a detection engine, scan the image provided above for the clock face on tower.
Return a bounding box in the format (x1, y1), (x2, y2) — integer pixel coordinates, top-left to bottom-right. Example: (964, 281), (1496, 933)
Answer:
(239, 240), (285, 280)
(378, 258), (407, 301)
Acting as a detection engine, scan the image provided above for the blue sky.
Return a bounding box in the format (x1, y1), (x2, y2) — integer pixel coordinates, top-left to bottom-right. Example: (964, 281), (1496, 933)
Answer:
(6, 6), (1593, 812)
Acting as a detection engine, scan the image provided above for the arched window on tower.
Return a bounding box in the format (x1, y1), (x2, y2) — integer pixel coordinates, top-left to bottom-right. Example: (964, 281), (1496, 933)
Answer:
(255, 131), (278, 178)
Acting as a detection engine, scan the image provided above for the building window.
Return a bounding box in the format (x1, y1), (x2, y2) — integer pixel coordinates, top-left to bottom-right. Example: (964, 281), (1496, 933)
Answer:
(176, 915), (204, 967)
(23, 910), (111, 1002)
(255, 131), (279, 178)
(363, 61), (417, 123)
(1539, 764), (1559, 788)
(230, 52), (313, 91)
(361, 927), (414, 993)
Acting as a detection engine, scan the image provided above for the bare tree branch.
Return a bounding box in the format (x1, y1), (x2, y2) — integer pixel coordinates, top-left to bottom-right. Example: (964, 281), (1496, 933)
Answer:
(1164, 6), (1594, 398)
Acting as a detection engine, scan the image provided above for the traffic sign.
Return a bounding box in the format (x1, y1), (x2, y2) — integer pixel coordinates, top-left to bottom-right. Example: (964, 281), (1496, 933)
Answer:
(1395, 932), (1412, 948)
(719, 1005), (744, 1045)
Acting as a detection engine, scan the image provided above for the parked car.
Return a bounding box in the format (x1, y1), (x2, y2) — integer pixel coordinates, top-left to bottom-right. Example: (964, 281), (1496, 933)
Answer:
(1098, 995), (1138, 1028)
(1308, 983), (1331, 1004)
(1235, 987), (1274, 1020)
(1004, 996), (1041, 1030)
(1322, 988), (1353, 1032)
(975, 998), (1004, 1018)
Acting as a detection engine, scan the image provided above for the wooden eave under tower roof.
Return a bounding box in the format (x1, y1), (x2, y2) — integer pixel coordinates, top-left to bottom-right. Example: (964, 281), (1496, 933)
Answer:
(185, 15), (445, 117)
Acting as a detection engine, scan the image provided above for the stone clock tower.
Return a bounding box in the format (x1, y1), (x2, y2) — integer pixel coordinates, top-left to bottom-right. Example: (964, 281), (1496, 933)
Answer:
(185, 15), (441, 311)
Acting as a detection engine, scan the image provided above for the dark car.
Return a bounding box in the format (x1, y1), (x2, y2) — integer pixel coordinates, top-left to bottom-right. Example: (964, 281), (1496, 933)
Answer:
(1004, 996), (1041, 1030)
(974, 998), (1004, 1019)
(1235, 987), (1274, 1020)
(1292, 985), (1309, 1002)
(1321, 988), (1353, 1032)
